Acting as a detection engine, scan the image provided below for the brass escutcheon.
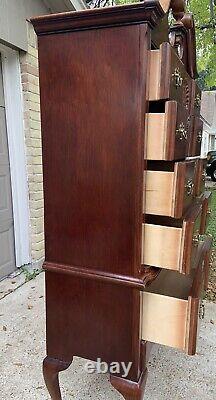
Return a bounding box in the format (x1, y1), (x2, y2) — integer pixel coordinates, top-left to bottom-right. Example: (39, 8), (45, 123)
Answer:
(197, 130), (203, 143)
(199, 300), (205, 320)
(210, 251), (216, 266)
(185, 178), (194, 196)
(172, 67), (183, 88)
(193, 233), (201, 246)
(176, 122), (187, 140)
(195, 94), (201, 108)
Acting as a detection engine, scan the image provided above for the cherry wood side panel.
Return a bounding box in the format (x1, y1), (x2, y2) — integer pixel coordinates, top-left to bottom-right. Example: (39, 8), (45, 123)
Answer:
(38, 25), (148, 278)
(45, 271), (142, 381)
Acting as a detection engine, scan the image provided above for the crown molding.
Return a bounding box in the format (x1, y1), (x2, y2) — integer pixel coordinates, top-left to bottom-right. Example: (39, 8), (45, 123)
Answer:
(31, 1), (164, 36)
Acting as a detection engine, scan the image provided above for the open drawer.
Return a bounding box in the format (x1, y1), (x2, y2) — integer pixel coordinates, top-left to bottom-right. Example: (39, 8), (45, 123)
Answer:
(145, 160), (197, 218)
(142, 202), (202, 274)
(147, 42), (192, 104)
(145, 101), (190, 161)
(141, 237), (212, 355)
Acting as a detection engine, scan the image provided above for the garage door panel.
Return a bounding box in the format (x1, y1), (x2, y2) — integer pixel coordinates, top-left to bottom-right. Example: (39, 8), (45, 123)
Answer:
(0, 218), (13, 233)
(0, 226), (15, 278)
(0, 166), (13, 222)
(0, 107), (8, 165)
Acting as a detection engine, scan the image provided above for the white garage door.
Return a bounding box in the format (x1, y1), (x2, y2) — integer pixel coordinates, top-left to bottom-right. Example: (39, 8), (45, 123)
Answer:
(0, 55), (16, 280)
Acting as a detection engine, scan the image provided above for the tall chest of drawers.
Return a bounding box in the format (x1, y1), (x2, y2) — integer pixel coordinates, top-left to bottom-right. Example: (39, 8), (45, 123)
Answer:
(32, 1), (213, 399)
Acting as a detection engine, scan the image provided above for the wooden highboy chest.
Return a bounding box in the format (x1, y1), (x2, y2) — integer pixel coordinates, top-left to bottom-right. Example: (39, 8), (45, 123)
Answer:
(31, 1), (213, 399)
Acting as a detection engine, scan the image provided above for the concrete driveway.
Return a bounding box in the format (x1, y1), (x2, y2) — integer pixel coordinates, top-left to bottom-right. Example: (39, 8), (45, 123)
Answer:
(1, 272), (216, 400)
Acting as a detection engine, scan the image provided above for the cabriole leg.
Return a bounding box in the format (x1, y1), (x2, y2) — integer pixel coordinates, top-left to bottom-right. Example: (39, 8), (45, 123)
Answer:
(110, 368), (148, 400)
(43, 356), (72, 400)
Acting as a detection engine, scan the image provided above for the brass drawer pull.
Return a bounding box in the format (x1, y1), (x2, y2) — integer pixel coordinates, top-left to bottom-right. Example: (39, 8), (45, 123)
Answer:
(197, 130), (202, 143)
(210, 251), (215, 266)
(176, 123), (187, 140)
(172, 68), (183, 88)
(199, 300), (205, 320)
(185, 178), (194, 196)
(193, 233), (201, 246)
(195, 94), (201, 108)
(193, 233), (207, 246)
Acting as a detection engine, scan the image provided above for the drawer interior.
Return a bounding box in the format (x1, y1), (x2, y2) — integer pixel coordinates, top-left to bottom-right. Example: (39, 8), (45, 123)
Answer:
(145, 214), (183, 227)
(147, 161), (176, 172)
(144, 268), (193, 299)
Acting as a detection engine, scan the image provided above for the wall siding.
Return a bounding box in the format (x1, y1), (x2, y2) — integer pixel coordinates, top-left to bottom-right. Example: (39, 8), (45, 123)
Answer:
(0, 0), (49, 51)
(20, 22), (45, 263)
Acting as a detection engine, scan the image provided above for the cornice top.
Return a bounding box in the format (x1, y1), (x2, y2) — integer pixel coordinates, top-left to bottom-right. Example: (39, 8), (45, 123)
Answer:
(31, 1), (165, 36)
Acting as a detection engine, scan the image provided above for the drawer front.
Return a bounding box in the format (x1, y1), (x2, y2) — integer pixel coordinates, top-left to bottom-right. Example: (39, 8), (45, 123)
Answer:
(200, 191), (212, 235)
(151, 14), (169, 49)
(146, 101), (190, 161)
(141, 237), (212, 355)
(194, 118), (203, 156)
(181, 204), (203, 274)
(203, 237), (213, 290)
(188, 117), (203, 157)
(169, 46), (192, 107)
(142, 204), (202, 273)
(191, 80), (201, 117)
(148, 42), (192, 106)
(173, 103), (191, 160)
(194, 158), (205, 197)
(176, 160), (197, 217)
(145, 160), (196, 218)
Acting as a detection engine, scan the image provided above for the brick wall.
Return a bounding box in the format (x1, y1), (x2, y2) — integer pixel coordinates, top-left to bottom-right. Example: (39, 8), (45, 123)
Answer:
(20, 22), (45, 264)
